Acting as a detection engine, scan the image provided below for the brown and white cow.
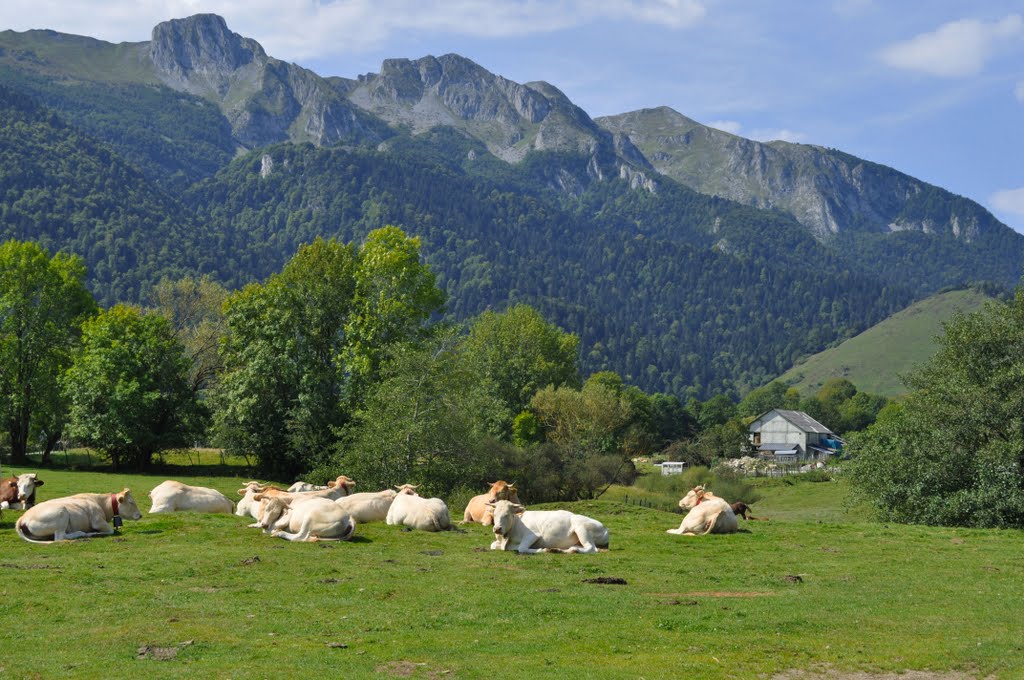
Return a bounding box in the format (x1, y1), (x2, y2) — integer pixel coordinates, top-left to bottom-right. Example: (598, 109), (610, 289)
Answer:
(462, 480), (520, 526)
(0, 473), (44, 510)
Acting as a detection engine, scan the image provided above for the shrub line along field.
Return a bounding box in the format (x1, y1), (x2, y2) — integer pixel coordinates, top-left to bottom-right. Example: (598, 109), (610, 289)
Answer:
(1, 465), (1022, 679)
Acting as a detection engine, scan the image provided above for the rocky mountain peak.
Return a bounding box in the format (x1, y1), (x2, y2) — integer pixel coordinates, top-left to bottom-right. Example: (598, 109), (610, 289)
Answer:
(150, 14), (264, 92)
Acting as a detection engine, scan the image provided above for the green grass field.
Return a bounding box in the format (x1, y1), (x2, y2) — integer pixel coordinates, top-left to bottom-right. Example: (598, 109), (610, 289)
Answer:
(778, 288), (993, 396)
(1, 465), (1022, 678)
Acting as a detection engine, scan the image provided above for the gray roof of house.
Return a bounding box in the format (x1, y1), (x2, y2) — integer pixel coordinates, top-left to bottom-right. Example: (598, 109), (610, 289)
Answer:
(752, 409), (834, 434)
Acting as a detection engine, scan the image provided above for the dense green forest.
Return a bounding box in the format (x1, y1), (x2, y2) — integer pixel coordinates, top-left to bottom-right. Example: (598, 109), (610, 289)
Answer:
(0, 77), (1017, 399)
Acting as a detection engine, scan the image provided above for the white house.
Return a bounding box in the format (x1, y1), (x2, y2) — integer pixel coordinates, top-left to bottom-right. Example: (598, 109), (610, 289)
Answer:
(748, 409), (841, 463)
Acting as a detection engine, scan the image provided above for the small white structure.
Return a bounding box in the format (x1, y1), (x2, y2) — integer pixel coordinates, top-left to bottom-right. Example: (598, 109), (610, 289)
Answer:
(748, 409), (839, 463)
(658, 461), (689, 476)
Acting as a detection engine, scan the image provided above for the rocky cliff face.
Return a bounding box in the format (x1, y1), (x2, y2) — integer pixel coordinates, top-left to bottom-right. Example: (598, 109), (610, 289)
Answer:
(598, 107), (992, 242)
(149, 14), (384, 149)
(345, 53), (655, 192)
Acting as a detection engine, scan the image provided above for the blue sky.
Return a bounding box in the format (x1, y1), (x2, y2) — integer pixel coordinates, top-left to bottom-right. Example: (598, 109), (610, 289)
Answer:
(3, 1), (1022, 232)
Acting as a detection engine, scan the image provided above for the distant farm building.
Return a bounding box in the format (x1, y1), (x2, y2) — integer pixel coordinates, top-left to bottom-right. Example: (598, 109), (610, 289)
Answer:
(748, 409), (843, 463)
(657, 461), (689, 476)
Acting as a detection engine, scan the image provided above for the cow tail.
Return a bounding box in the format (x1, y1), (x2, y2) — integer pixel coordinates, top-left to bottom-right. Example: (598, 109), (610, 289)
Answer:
(15, 516), (52, 544)
(701, 511), (722, 535)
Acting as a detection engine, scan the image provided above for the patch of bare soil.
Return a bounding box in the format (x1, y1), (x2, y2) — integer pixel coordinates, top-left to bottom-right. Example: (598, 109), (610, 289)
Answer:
(775, 669), (981, 680)
(376, 660), (453, 678)
(650, 591), (773, 598)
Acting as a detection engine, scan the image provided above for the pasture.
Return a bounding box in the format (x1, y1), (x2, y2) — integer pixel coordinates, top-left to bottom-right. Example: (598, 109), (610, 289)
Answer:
(1, 466), (1022, 678)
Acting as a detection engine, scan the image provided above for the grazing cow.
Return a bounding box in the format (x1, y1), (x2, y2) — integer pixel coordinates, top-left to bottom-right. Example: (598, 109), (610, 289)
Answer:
(487, 500), (609, 554)
(462, 480), (520, 526)
(1, 473), (44, 510)
(385, 484), (451, 532)
(334, 489), (398, 523)
(149, 480), (234, 514)
(667, 486), (738, 536)
(257, 495), (356, 542)
(287, 481), (328, 492)
(15, 488), (142, 544)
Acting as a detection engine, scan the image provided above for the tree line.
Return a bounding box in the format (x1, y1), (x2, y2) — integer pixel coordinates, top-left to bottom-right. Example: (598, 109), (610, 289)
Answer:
(1, 234), (892, 505)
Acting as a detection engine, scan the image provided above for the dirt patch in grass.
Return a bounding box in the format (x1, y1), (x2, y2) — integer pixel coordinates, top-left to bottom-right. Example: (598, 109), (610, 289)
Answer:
(650, 591), (773, 598)
(376, 660), (452, 678)
(775, 670), (977, 680)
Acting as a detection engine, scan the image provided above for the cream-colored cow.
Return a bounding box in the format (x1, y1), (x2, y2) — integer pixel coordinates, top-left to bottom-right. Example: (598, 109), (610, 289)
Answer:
(666, 485), (738, 535)
(149, 480), (233, 514)
(462, 480), (520, 526)
(16, 488), (142, 544)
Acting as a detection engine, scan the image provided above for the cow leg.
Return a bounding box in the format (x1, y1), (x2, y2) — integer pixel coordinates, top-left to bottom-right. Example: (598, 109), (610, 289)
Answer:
(515, 529), (546, 554)
(0, 501), (8, 510)
(701, 510), (723, 535)
(273, 515), (316, 542)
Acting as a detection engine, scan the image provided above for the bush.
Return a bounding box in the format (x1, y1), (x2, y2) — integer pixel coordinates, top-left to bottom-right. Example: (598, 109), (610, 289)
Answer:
(633, 466), (760, 505)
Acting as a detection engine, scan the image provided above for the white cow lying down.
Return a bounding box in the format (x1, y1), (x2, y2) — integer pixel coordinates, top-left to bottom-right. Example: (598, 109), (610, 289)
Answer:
(667, 485), (738, 536)
(334, 489), (397, 523)
(149, 480), (234, 514)
(385, 484), (451, 532)
(258, 495), (356, 542)
(488, 500), (609, 554)
(16, 488), (143, 544)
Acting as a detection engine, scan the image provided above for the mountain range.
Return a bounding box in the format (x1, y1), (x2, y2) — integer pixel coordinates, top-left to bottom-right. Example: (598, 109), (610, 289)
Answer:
(0, 14), (1020, 399)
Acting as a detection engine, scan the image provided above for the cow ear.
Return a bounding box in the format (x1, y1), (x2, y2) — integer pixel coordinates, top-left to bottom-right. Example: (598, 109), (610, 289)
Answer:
(327, 481), (337, 487)
(512, 504), (526, 514)
(35, 479), (44, 486)
(253, 494), (265, 501)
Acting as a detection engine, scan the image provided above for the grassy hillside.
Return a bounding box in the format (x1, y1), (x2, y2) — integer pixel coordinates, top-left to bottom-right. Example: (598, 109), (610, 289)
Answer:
(778, 287), (994, 396)
(1, 465), (1022, 678)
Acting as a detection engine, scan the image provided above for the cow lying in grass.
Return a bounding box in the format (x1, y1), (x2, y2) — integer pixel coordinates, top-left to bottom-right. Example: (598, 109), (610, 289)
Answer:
(487, 500), (609, 554)
(256, 495), (356, 542)
(236, 476), (355, 521)
(667, 485), (738, 536)
(386, 484), (451, 532)
(1, 473), (44, 510)
(334, 488), (398, 523)
(16, 488), (142, 544)
(462, 480), (520, 526)
(149, 480), (234, 514)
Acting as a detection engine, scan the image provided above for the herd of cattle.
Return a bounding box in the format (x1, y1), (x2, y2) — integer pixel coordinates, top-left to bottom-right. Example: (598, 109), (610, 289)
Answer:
(2, 471), (757, 552)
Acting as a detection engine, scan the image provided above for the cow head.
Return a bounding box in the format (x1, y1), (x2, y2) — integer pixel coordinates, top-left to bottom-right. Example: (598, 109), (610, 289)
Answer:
(15, 473), (43, 504)
(487, 499), (525, 538)
(679, 485), (712, 510)
(394, 484), (419, 496)
(486, 480), (518, 502)
(256, 496), (289, 532)
(327, 476), (356, 494)
(116, 488), (143, 520)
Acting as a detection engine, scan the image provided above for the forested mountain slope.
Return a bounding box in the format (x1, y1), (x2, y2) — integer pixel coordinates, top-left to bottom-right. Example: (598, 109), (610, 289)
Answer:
(0, 85), (197, 300)
(0, 14), (1019, 400)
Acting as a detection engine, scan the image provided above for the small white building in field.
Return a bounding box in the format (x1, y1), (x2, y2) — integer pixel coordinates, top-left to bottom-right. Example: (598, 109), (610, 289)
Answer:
(748, 409), (840, 463)
(658, 461), (689, 476)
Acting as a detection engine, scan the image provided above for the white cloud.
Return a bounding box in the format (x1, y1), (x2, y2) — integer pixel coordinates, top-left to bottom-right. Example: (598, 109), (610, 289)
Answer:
(750, 128), (807, 143)
(991, 187), (1024, 216)
(879, 14), (1023, 77)
(0, 1), (706, 59)
(1016, 81), (1024, 102)
(706, 119), (742, 134)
